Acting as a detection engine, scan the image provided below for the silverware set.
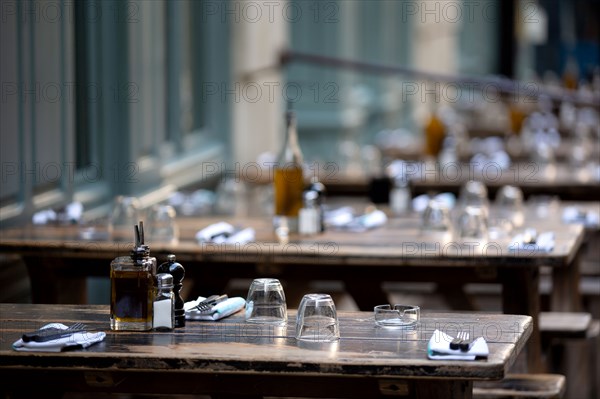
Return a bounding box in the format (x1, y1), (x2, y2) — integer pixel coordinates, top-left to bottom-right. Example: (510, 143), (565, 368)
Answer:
(522, 228), (538, 244)
(22, 322), (88, 343)
(194, 294), (228, 313)
(449, 331), (473, 352)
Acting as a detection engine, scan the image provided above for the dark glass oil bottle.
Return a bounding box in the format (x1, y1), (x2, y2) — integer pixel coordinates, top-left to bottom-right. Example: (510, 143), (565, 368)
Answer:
(110, 222), (156, 331)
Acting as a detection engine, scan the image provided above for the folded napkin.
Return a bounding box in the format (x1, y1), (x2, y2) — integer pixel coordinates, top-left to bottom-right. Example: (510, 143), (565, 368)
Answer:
(184, 296), (246, 321)
(32, 202), (83, 225)
(195, 222), (255, 245)
(470, 151), (511, 172)
(427, 329), (489, 360)
(508, 231), (555, 253)
(344, 209), (388, 232)
(562, 207), (600, 228)
(325, 207), (387, 232)
(223, 227), (255, 244)
(32, 209), (57, 225)
(324, 207), (355, 228)
(13, 323), (105, 352)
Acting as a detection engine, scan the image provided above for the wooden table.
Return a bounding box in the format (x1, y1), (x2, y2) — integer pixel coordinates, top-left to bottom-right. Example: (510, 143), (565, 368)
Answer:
(0, 213), (585, 306)
(0, 210), (585, 373)
(382, 138), (600, 165)
(318, 162), (600, 200)
(0, 304), (533, 399)
(408, 162), (600, 201)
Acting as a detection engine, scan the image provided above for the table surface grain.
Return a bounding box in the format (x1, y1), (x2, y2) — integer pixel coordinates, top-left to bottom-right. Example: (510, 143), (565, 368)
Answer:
(0, 304), (532, 381)
(0, 208), (586, 269)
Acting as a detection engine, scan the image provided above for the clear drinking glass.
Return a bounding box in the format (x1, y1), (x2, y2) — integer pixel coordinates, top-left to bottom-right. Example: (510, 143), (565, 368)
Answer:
(295, 293), (340, 342)
(215, 178), (248, 217)
(529, 195), (561, 219)
(456, 205), (489, 241)
(495, 185), (524, 227)
(108, 196), (141, 241)
(245, 278), (287, 324)
(488, 217), (514, 240)
(458, 180), (489, 209)
(147, 204), (179, 244)
(421, 199), (453, 232)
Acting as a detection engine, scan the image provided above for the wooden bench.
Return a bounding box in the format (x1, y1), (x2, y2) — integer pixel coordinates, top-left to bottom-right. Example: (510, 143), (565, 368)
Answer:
(538, 312), (599, 399)
(539, 311), (592, 340)
(473, 313), (597, 399)
(473, 374), (566, 399)
(539, 274), (600, 304)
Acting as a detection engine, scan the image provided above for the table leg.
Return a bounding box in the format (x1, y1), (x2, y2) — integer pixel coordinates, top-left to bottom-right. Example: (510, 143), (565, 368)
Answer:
(550, 252), (582, 312)
(500, 267), (543, 373)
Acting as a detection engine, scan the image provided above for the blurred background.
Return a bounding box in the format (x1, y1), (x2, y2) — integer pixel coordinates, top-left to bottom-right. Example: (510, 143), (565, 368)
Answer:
(1, 0), (599, 225)
(2, 4), (599, 397)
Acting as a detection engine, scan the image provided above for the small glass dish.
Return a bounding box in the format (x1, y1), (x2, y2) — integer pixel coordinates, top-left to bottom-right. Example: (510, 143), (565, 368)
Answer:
(374, 304), (420, 328)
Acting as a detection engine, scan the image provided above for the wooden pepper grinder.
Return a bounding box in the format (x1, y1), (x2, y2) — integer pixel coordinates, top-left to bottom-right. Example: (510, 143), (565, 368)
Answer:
(158, 254), (185, 327)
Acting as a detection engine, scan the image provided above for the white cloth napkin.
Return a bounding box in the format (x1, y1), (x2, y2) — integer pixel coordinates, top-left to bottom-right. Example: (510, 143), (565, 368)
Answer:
(222, 227), (255, 244)
(325, 208), (388, 232)
(12, 323), (106, 352)
(562, 207), (600, 228)
(344, 209), (388, 232)
(184, 296), (246, 321)
(32, 202), (83, 224)
(508, 231), (555, 253)
(32, 209), (57, 225)
(470, 151), (511, 172)
(427, 329), (489, 360)
(324, 207), (355, 228)
(195, 222), (255, 244)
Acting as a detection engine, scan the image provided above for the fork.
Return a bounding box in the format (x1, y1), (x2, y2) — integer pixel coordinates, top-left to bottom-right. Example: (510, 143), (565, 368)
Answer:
(195, 295), (228, 313)
(22, 322), (87, 342)
(449, 331), (468, 350)
(458, 332), (472, 352)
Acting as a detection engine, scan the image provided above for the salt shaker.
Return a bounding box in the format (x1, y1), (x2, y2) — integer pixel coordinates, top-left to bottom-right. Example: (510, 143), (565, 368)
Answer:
(299, 190), (319, 235)
(308, 178), (326, 232)
(390, 176), (411, 215)
(153, 273), (174, 331)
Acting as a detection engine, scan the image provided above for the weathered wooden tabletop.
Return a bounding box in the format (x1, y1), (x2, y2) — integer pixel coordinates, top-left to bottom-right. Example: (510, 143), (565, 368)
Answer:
(0, 304), (532, 398)
(0, 209), (585, 267)
(407, 162), (600, 200)
(314, 162), (600, 200)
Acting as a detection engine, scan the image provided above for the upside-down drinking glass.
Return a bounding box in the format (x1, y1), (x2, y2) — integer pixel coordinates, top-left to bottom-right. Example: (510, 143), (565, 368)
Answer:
(295, 293), (340, 342)
(245, 278), (287, 325)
